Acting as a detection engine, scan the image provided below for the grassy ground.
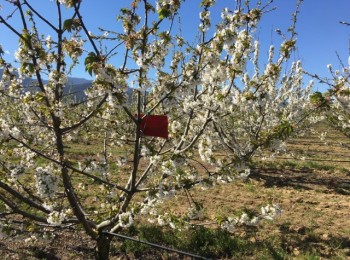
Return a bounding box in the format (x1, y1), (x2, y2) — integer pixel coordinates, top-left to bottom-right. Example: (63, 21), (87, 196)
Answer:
(1, 121), (350, 259)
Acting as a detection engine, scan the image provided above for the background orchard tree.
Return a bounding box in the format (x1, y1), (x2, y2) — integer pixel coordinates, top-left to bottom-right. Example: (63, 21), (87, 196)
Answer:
(190, 0), (313, 174)
(0, 0), (302, 259)
(309, 57), (350, 138)
(307, 20), (350, 136)
(305, 20), (350, 138)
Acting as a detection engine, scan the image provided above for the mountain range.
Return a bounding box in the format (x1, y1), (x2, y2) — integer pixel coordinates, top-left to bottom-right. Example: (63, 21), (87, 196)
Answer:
(0, 68), (133, 101)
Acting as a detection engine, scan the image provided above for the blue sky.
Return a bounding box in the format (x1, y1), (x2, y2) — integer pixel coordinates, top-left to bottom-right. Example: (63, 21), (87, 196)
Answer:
(0, 0), (349, 92)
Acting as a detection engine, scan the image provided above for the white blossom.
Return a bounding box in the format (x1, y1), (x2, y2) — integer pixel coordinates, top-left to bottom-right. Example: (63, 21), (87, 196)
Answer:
(47, 211), (66, 225)
(118, 212), (134, 228)
(35, 166), (58, 199)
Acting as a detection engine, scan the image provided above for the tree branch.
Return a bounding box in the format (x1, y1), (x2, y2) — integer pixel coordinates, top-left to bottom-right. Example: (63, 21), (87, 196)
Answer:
(61, 94), (108, 134)
(0, 180), (51, 214)
(0, 192), (48, 223)
(23, 0), (59, 32)
(8, 135), (129, 193)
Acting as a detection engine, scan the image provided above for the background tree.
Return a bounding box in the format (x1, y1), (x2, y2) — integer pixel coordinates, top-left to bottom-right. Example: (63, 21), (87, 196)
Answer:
(186, 0), (313, 175)
(306, 18), (350, 137)
(309, 58), (350, 138)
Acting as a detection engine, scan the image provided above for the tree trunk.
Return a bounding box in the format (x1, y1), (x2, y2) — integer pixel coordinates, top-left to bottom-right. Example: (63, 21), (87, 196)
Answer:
(95, 233), (112, 260)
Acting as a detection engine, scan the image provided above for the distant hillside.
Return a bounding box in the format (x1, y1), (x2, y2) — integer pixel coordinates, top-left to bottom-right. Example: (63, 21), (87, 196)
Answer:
(0, 68), (133, 101)
(0, 68), (91, 98)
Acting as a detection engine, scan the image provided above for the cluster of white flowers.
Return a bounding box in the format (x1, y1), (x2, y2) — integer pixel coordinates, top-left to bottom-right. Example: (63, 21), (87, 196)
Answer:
(170, 120), (181, 135)
(161, 159), (177, 176)
(49, 70), (68, 86)
(150, 155), (161, 165)
(58, 0), (67, 5)
(0, 119), (11, 140)
(140, 197), (158, 215)
(13, 30), (47, 77)
(198, 138), (213, 163)
(157, 215), (167, 226)
(221, 204), (282, 231)
(140, 145), (150, 157)
(232, 29), (253, 72)
(238, 168), (251, 180)
(187, 206), (202, 220)
(85, 66), (128, 109)
(95, 65), (119, 85)
(335, 91), (350, 113)
(148, 213), (177, 229)
(118, 212), (134, 228)
(199, 10), (211, 32)
(14, 47), (32, 64)
(24, 235), (38, 243)
(156, 182), (176, 200)
(80, 160), (109, 179)
(45, 35), (53, 49)
(322, 56), (350, 136)
(35, 166), (58, 199)
(156, 0), (181, 14)
(182, 97), (199, 114)
(319, 131), (327, 141)
(134, 33), (173, 76)
(261, 204), (282, 221)
(57, 0), (76, 8)
(9, 166), (24, 182)
(3, 147), (37, 182)
(63, 37), (84, 60)
(221, 216), (238, 232)
(47, 210), (66, 225)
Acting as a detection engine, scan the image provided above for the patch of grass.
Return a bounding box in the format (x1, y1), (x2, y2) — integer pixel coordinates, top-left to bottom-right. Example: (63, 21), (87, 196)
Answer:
(282, 160), (298, 168)
(116, 225), (253, 259)
(116, 225), (314, 259)
(244, 182), (258, 193)
(303, 161), (336, 171)
(304, 254), (321, 260)
(339, 167), (349, 175)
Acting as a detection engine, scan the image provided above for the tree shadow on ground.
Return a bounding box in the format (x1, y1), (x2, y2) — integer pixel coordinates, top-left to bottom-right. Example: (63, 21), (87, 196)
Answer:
(278, 222), (350, 258)
(0, 241), (26, 258)
(28, 246), (60, 260)
(0, 229), (97, 260)
(0, 241), (60, 260)
(250, 167), (350, 195)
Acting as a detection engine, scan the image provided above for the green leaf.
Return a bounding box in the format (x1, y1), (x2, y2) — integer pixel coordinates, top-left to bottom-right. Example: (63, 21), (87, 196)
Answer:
(28, 63), (34, 73)
(63, 19), (73, 32)
(21, 31), (31, 48)
(84, 52), (99, 76)
(20, 62), (34, 74)
(84, 52), (98, 66)
(310, 91), (328, 107)
(158, 8), (171, 19)
(87, 67), (93, 76)
(159, 31), (171, 43)
(200, 0), (215, 8)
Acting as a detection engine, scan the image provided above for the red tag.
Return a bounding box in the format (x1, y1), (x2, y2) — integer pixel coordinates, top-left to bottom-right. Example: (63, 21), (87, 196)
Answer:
(139, 115), (168, 138)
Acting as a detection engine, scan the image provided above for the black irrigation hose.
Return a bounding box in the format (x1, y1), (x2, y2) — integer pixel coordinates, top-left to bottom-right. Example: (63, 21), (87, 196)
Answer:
(103, 231), (210, 260)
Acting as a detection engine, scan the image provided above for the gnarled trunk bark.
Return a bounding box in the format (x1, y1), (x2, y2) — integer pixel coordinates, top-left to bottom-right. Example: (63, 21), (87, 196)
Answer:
(95, 233), (112, 260)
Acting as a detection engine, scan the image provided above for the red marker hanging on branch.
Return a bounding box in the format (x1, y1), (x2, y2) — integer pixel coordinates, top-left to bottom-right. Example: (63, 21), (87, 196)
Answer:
(137, 114), (169, 139)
